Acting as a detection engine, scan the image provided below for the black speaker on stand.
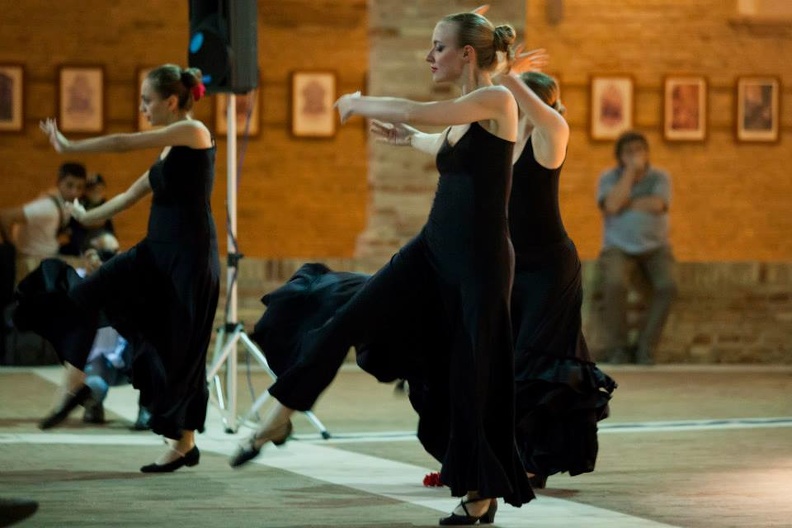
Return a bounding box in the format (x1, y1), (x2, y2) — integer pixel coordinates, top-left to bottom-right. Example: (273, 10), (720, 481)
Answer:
(191, 1), (329, 439)
(188, 0), (258, 94)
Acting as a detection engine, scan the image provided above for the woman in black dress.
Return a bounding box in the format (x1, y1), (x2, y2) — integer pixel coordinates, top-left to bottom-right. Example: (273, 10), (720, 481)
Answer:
(370, 54), (616, 487)
(28, 64), (219, 472)
(496, 68), (617, 487)
(230, 11), (532, 524)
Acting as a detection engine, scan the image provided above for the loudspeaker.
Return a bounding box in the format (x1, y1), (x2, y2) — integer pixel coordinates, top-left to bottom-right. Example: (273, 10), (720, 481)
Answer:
(188, 0), (258, 94)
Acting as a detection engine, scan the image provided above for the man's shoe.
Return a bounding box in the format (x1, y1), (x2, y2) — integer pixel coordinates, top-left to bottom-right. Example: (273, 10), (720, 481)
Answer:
(603, 347), (631, 364)
(39, 385), (92, 429)
(634, 347), (655, 365)
(131, 407), (152, 431)
(83, 402), (105, 424)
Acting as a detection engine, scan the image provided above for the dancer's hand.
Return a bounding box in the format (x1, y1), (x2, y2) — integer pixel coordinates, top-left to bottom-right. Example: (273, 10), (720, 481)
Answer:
(370, 120), (416, 146)
(334, 91), (361, 124)
(471, 5), (490, 16)
(39, 118), (70, 153)
(66, 198), (87, 224)
(511, 45), (549, 75)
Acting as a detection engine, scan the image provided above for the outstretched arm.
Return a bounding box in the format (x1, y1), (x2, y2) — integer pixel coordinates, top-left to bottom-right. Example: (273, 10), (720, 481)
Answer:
(69, 173), (152, 225)
(496, 48), (568, 168)
(40, 118), (212, 153)
(336, 87), (518, 141)
(369, 120), (445, 156)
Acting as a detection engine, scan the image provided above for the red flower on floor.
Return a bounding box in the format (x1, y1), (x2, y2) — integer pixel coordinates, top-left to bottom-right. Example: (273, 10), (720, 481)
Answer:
(423, 471), (444, 487)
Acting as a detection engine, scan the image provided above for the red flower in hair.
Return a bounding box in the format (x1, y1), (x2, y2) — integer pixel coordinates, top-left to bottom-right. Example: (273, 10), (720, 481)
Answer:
(422, 471), (444, 487)
(191, 83), (206, 101)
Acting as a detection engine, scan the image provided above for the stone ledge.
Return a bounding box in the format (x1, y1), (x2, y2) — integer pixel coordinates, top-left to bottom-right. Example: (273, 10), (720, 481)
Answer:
(222, 258), (792, 365)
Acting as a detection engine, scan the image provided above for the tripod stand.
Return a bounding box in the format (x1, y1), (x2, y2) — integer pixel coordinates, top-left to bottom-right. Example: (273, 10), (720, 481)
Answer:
(206, 93), (330, 438)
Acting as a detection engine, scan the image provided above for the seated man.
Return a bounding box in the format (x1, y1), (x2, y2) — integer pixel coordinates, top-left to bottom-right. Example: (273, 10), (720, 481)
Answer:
(596, 131), (677, 365)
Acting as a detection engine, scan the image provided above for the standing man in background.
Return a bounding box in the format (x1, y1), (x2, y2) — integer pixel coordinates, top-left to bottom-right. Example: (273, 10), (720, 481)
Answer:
(597, 131), (677, 365)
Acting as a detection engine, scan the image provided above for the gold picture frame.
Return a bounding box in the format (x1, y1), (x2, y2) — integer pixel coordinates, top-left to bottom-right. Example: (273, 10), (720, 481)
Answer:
(290, 70), (337, 138)
(664, 75), (707, 142)
(589, 75), (634, 141)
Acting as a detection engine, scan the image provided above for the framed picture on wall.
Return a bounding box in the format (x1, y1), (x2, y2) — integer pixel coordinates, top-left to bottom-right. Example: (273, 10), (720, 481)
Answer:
(290, 70), (336, 138)
(590, 75), (634, 141)
(58, 65), (104, 133)
(215, 89), (260, 137)
(0, 64), (24, 133)
(664, 76), (707, 141)
(736, 76), (780, 143)
(136, 66), (155, 131)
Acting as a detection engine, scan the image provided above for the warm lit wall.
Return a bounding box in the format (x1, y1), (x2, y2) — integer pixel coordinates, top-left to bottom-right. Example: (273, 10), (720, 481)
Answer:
(525, 0), (792, 262)
(2, 1), (790, 363)
(5, 1), (789, 263)
(0, 0), (367, 259)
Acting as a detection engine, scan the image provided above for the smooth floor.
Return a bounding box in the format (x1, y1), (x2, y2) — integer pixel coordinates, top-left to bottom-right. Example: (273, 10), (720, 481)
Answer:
(1, 364), (791, 527)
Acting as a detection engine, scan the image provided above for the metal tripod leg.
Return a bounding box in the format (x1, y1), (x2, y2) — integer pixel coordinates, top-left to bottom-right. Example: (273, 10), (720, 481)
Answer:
(207, 323), (241, 433)
(207, 322), (331, 438)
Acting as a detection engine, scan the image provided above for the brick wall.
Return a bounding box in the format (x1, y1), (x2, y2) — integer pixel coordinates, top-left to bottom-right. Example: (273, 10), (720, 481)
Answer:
(524, 0), (792, 262)
(2, 0), (790, 363)
(5, 1), (788, 262)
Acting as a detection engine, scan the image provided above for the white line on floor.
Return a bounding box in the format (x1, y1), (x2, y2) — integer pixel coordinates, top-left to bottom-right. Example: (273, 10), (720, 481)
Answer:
(0, 368), (685, 527)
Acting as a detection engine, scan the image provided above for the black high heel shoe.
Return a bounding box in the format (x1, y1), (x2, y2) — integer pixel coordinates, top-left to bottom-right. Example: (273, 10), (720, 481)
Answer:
(229, 420), (293, 468)
(439, 497), (497, 526)
(140, 446), (200, 473)
(39, 385), (93, 430)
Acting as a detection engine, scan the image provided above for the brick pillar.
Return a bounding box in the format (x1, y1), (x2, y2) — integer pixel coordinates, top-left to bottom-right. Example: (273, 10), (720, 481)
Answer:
(356, 0), (526, 262)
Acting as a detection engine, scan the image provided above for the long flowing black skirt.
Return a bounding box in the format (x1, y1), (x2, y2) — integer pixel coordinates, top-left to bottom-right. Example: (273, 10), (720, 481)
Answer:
(511, 239), (616, 477)
(14, 238), (219, 439)
(254, 234), (533, 507)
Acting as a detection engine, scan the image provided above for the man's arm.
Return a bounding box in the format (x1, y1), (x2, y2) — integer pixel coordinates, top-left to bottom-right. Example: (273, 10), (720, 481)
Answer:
(0, 206), (25, 243)
(629, 170), (670, 214)
(630, 196), (666, 214)
(600, 170), (636, 216)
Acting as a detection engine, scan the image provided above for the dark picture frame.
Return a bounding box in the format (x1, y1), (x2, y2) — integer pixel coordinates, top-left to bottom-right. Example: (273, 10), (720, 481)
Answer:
(58, 65), (105, 134)
(0, 64), (24, 133)
(736, 76), (780, 143)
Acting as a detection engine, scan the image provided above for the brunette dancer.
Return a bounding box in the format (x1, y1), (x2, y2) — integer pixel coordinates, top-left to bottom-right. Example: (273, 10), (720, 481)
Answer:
(19, 64), (218, 472)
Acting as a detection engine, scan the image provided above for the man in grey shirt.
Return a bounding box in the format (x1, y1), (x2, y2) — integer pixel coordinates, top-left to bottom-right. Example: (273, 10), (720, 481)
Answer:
(596, 131), (676, 364)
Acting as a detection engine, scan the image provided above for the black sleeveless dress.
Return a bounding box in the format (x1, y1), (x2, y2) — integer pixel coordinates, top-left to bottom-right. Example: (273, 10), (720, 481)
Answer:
(267, 122), (532, 507)
(509, 138), (616, 478)
(15, 146), (220, 440)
